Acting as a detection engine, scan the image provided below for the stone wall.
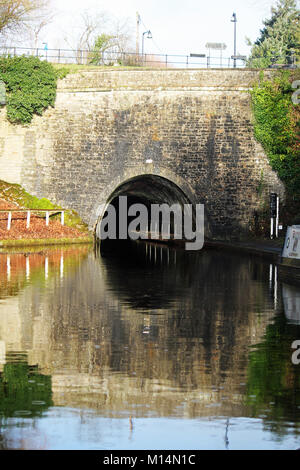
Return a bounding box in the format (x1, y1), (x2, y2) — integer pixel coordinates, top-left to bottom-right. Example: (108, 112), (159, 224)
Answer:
(0, 69), (284, 238)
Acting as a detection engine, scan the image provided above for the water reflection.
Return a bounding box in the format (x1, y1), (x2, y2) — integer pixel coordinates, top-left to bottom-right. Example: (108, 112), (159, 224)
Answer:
(0, 242), (299, 449)
(0, 353), (52, 418)
(282, 284), (300, 325)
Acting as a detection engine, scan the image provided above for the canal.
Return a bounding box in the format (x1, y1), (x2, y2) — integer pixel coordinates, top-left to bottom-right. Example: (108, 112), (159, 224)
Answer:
(0, 242), (299, 450)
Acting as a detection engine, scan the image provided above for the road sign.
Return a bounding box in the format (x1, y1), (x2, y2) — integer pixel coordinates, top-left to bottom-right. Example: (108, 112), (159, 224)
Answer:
(270, 193), (278, 218)
(206, 43), (227, 50)
(231, 55), (246, 60)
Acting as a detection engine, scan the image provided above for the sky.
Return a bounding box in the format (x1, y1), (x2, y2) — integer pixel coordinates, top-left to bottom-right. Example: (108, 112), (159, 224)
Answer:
(40, 0), (297, 58)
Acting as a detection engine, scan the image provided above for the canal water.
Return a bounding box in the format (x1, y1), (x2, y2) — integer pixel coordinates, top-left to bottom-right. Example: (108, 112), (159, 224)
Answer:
(0, 242), (299, 450)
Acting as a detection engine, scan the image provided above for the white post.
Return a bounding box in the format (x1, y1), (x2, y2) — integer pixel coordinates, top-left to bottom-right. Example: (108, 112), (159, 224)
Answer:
(7, 212), (12, 231)
(61, 211), (64, 226)
(26, 211), (31, 229)
(276, 195), (279, 238)
(46, 211), (49, 226)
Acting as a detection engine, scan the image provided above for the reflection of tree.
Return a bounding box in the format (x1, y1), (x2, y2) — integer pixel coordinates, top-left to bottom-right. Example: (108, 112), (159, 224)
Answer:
(246, 313), (300, 436)
(0, 354), (52, 419)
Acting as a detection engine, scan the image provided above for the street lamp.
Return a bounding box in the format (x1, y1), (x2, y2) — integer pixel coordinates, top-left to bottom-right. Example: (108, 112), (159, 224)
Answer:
(231, 13), (237, 68)
(142, 30), (152, 65)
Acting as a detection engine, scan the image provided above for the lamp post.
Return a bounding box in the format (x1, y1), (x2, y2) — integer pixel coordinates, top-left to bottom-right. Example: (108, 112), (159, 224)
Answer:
(231, 13), (237, 68)
(142, 30), (152, 65)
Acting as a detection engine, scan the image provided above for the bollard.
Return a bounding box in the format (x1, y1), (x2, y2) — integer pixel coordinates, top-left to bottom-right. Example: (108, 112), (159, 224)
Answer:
(26, 211), (31, 229)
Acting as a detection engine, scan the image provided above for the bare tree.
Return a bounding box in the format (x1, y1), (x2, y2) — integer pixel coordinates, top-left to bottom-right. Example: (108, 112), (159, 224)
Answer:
(0, 0), (50, 40)
(64, 9), (134, 65)
(63, 10), (108, 63)
(27, 9), (55, 49)
(111, 17), (134, 54)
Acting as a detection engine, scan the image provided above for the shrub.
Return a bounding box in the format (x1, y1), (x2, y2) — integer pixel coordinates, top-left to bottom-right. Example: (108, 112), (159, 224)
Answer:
(0, 56), (59, 124)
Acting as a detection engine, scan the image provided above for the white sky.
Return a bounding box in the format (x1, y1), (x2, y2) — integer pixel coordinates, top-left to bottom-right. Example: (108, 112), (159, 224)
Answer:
(41, 0), (297, 57)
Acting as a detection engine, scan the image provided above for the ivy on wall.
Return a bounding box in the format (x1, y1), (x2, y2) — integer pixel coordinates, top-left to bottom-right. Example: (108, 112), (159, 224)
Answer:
(0, 56), (65, 124)
(251, 70), (300, 200)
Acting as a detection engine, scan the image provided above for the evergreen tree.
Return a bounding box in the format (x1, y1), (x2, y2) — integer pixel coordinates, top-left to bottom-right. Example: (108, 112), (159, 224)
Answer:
(247, 0), (300, 67)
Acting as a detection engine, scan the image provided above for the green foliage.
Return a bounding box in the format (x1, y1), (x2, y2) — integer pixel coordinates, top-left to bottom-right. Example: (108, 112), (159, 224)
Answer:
(0, 56), (59, 124)
(251, 71), (300, 198)
(54, 66), (70, 80)
(247, 0), (299, 68)
(89, 33), (117, 65)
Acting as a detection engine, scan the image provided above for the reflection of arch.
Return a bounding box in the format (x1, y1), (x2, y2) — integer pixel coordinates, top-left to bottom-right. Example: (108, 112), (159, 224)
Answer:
(91, 172), (212, 238)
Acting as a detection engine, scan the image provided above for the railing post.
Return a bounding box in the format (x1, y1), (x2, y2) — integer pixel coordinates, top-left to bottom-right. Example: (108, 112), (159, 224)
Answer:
(186, 55), (189, 69)
(7, 212), (11, 231)
(26, 211), (31, 229)
(166, 54), (168, 68)
(58, 49), (61, 63)
(46, 211), (49, 227)
(61, 211), (64, 226)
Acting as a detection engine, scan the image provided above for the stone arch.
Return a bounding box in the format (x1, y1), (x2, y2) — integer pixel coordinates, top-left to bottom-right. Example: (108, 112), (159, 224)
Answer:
(91, 172), (212, 240)
(90, 168), (197, 228)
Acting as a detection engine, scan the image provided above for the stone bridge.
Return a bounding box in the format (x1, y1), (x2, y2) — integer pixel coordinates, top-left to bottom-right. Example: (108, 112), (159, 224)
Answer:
(0, 69), (284, 239)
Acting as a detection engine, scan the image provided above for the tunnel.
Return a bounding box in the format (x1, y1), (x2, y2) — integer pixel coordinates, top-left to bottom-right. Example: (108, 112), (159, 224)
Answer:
(95, 174), (199, 250)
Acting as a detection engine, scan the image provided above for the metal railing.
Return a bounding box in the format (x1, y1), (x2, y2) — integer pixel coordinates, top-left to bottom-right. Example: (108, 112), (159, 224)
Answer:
(0, 46), (298, 69)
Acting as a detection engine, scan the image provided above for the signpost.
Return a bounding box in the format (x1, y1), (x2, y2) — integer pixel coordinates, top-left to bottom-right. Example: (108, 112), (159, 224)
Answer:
(205, 43), (227, 67)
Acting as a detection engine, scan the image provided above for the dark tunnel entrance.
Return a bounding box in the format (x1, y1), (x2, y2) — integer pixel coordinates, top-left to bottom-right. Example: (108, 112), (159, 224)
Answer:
(95, 175), (197, 252)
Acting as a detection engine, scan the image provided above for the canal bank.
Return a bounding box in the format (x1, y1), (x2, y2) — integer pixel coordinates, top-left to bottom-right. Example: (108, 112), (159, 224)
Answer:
(205, 238), (283, 262)
(0, 236), (93, 249)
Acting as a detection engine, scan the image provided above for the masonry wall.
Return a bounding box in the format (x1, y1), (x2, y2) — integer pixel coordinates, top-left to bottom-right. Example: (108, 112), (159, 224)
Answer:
(0, 69), (284, 238)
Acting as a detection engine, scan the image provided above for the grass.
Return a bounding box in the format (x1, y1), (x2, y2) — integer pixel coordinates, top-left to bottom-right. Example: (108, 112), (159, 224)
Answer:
(0, 237), (92, 248)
